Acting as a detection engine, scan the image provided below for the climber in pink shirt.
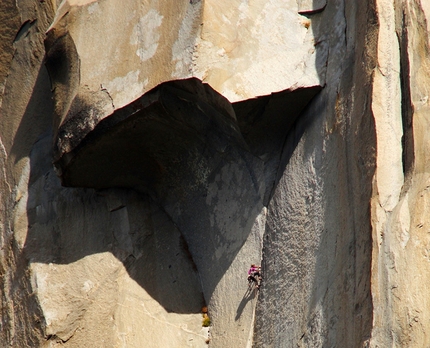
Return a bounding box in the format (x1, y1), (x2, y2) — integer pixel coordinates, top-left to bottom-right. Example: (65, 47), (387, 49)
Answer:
(247, 264), (262, 289)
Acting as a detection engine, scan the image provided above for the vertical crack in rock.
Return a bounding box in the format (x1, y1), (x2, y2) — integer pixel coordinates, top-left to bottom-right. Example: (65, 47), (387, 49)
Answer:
(395, 2), (415, 191)
(100, 84), (115, 110)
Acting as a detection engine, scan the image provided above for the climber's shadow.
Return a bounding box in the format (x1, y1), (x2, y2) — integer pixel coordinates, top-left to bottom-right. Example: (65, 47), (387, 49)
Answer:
(235, 287), (258, 321)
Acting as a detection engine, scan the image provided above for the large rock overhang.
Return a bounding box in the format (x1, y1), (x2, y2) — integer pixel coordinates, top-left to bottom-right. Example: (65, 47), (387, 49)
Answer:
(53, 77), (322, 202)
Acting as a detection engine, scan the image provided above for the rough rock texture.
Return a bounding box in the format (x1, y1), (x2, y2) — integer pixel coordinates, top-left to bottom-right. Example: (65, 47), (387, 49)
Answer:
(2, 0), (430, 347)
(369, 0), (430, 346)
(254, 1), (377, 346)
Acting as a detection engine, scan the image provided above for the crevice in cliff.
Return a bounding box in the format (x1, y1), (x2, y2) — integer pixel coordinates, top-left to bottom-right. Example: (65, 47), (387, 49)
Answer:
(13, 19), (36, 43)
(395, 4), (415, 194)
(100, 84), (115, 110)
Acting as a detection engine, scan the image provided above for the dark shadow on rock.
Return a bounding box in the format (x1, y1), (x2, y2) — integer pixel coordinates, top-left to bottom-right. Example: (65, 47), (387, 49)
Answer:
(297, 0), (326, 15)
(21, 75), (321, 315)
(234, 86), (324, 205)
(24, 135), (206, 314)
(44, 28), (81, 134)
(235, 287), (258, 321)
(10, 65), (53, 165)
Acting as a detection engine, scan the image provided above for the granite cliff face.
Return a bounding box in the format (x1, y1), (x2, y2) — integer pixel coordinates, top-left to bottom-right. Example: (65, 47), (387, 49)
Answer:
(1, 0), (430, 347)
